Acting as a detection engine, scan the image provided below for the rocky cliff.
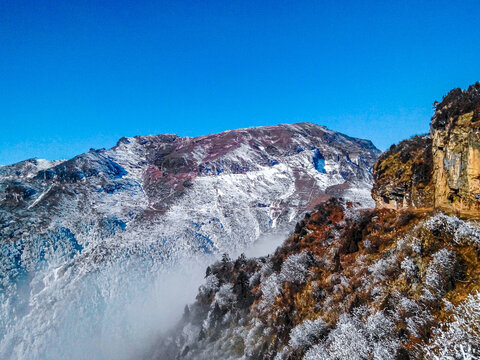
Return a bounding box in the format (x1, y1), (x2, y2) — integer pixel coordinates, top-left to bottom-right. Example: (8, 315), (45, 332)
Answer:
(372, 135), (433, 210)
(431, 82), (480, 218)
(373, 82), (480, 219)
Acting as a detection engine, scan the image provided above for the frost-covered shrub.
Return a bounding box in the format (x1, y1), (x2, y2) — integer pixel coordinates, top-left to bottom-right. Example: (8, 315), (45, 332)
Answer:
(180, 323), (201, 348)
(303, 344), (331, 360)
(324, 313), (370, 360)
(244, 319), (266, 357)
(302, 311), (400, 360)
(273, 348), (288, 360)
(425, 213), (460, 235)
(411, 237), (422, 254)
(214, 284), (235, 310)
(362, 238), (376, 253)
(288, 317), (327, 349)
(366, 311), (401, 360)
(425, 292), (480, 359)
(250, 259), (274, 288)
(425, 249), (457, 297)
(453, 220), (480, 250)
(368, 255), (398, 282)
(406, 309), (434, 339)
(425, 213), (480, 250)
(279, 252), (313, 284)
(401, 257), (418, 280)
(398, 297), (422, 317)
(258, 273), (281, 311)
(198, 274), (219, 298)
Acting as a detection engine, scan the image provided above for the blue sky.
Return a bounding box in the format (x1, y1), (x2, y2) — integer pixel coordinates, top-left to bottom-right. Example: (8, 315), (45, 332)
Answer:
(1, 0), (479, 165)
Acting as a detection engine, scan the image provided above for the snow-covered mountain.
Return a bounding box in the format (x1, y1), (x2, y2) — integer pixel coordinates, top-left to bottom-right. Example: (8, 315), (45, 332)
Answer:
(0, 122), (379, 359)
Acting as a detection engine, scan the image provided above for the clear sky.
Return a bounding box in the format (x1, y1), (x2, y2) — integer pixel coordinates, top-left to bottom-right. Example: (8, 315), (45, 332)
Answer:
(1, 0), (479, 165)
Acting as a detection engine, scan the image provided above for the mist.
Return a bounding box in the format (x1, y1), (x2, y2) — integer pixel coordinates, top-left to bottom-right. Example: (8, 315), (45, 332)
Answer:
(0, 227), (291, 360)
(0, 237), (209, 360)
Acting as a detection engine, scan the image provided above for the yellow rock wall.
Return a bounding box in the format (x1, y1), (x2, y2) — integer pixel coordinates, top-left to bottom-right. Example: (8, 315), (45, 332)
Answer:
(432, 111), (480, 218)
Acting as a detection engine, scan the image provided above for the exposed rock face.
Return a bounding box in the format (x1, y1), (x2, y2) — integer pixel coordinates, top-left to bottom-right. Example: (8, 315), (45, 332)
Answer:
(373, 82), (480, 219)
(431, 83), (480, 217)
(372, 135), (433, 209)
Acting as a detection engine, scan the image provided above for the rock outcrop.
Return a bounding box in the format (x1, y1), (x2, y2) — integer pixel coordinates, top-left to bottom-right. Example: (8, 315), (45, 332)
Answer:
(373, 82), (480, 219)
(372, 135), (433, 209)
(431, 83), (480, 217)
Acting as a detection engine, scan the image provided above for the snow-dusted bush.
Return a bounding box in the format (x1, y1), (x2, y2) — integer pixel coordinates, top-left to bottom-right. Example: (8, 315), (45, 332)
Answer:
(214, 284), (235, 310)
(405, 309), (434, 339)
(198, 274), (219, 297)
(425, 213), (480, 249)
(324, 313), (370, 360)
(303, 344), (331, 360)
(398, 296), (422, 317)
(425, 292), (480, 359)
(411, 237), (422, 254)
(401, 256), (418, 280)
(366, 311), (401, 360)
(425, 249), (457, 297)
(273, 348), (288, 360)
(303, 311), (400, 360)
(362, 238), (375, 252)
(258, 273), (281, 311)
(279, 251), (313, 284)
(244, 319), (266, 357)
(180, 323), (201, 348)
(425, 213), (460, 235)
(288, 317), (327, 349)
(368, 255), (398, 282)
(453, 220), (480, 250)
(250, 259), (274, 287)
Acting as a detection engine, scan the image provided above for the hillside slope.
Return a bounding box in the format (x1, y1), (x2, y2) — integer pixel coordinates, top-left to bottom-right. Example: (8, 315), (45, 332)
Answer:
(157, 84), (480, 360)
(156, 201), (480, 359)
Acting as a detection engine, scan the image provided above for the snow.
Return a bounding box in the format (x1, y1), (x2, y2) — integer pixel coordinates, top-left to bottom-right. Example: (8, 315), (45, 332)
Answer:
(426, 291), (480, 359)
(288, 318), (326, 349)
(27, 185), (53, 209)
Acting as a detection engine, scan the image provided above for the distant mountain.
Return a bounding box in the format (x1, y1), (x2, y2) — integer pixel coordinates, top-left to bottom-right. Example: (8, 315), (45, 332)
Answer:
(0, 122), (379, 360)
(0, 122), (378, 256)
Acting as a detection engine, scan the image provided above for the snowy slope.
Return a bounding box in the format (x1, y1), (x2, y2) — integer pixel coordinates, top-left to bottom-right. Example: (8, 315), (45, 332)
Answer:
(0, 122), (379, 359)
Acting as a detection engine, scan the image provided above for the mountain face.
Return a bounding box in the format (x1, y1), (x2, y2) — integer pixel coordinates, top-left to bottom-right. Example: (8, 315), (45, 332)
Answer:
(0, 122), (379, 360)
(1, 123), (378, 250)
(159, 84), (480, 360)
